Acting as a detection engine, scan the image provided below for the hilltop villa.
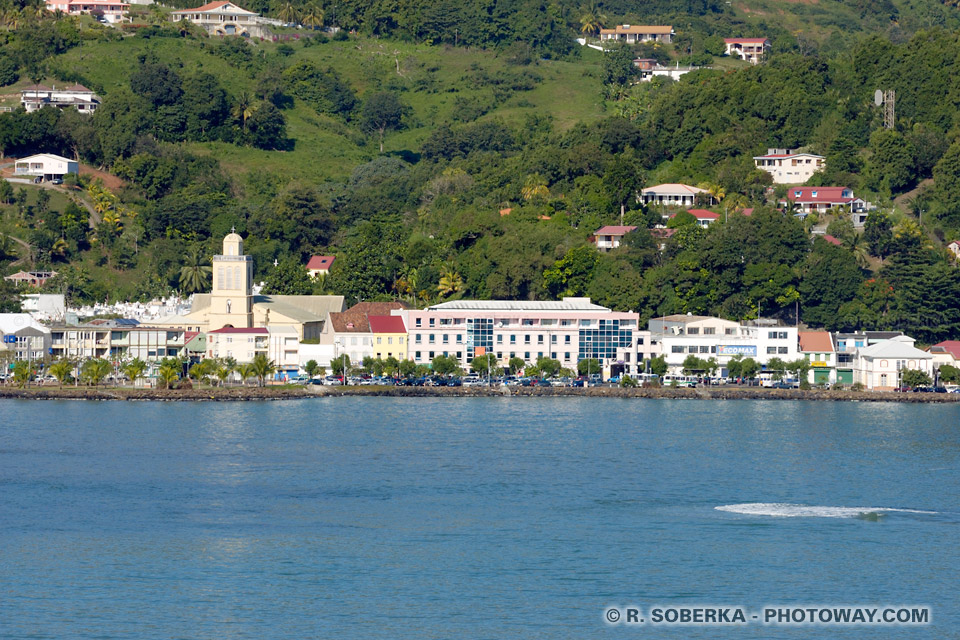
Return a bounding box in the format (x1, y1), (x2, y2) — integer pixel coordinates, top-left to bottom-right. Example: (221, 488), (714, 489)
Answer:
(170, 1), (269, 37)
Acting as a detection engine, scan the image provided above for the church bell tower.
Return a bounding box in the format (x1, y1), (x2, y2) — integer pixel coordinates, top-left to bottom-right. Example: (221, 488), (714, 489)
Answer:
(207, 231), (253, 331)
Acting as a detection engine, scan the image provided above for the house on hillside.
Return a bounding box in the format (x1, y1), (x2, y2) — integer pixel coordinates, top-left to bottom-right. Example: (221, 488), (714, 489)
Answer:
(753, 148), (824, 184)
(599, 25), (673, 44)
(593, 225), (637, 251)
(633, 58), (699, 82)
(5, 271), (58, 288)
(305, 255), (335, 278)
(724, 38), (770, 64)
(685, 209), (719, 227)
(170, 1), (269, 37)
(641, 184), (713, 208)
(13, 154), (78, 182)
(45, 0), (129, 22)
(20, 84), (101, 114)
(948, 240), (960, 259)
(779, 186), (873, 224)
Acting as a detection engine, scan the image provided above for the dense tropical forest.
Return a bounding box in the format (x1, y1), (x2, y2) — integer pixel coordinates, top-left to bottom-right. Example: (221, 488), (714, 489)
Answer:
(1, 0), (960, 342)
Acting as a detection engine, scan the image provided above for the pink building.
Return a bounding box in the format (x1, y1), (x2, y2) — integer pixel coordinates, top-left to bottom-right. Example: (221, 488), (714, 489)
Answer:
(391, 298), (657, 377)
(46, 0), (128, 23)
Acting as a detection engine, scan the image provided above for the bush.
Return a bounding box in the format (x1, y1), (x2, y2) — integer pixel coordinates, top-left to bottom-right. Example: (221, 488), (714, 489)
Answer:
(333, 29), (349, 41)
(851, 382), (865, 391)
(620, 375), (637, 388)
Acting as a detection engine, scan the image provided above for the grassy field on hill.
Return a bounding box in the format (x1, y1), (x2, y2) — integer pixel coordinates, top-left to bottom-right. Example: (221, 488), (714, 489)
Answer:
(51, 35), (607, 183)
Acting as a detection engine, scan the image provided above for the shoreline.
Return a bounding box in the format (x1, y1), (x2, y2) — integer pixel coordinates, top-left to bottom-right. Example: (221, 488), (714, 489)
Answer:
(0, 385), (958, 403)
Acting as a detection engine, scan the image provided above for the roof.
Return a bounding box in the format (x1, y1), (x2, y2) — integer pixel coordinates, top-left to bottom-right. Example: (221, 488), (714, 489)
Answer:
(822, 234), (843, 246)
(741, 208), (754, 216)
(208, 327), (268, 334)
(859, 336), (931, 359)
(724, 37), (769, 43)
(781, 187), (855, 204)
(20, 84), (52, 92)
(600, 25), (673, 35)
(595, 225), (637, 236)
(427, 298), (610, 312)
(306, 255), (335, 270)
(798, 331), (833, 353)
(642, 183), (708, 195)
(172, 0), (256, 13)
(927, 341), (960, 360)
(687, 209), (719, 219)
(329, 301), (410, 333)
(650, 228), (676, 238)
(254, 294), (345, 324)
(0, 313), (49, 334)
(16, 153), (75, 164)
(658, 314), (716, 323)
(368, 315), (406, 334)
(753, 152), (824, 159)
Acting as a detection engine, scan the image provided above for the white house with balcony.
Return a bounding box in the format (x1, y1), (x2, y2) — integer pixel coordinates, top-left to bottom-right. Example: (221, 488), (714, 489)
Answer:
(753, 148), (825, 184)
(13, 154), (78, 181)
(724, 38), (770, 64)
(45, 0), (128, 22)
(641, 183), (713, 208)
(599, 25), (673, 44)
(170, 0), (269, 37)
(779, 186), (873, 224)
(20, 84), (101, 114)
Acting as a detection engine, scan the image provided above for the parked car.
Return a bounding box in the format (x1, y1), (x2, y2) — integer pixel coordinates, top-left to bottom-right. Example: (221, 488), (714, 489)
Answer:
(51, 178), (63, 185)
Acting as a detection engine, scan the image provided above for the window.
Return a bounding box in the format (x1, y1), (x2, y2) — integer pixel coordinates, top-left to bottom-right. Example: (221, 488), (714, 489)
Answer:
(699, 346), (710, 354)
(428, 334), (435, 344)
(351, 337), (357, 346)
(429, 351), (435, 359)
(497, 335), (503, 344)
(565, 335), (571, 344)
(429, 318), (435, 327)
(703, 327), (715, 335)
(442, 335), (449, 344)
(415, 318), (422, 327)
(688, 328), (699, 335)
(524, 352), (530, 360)
(510, 335), (516, 344)
(624, 353), (631, 362)
(688, 346), (698, 353)
(538, 335), (544, 344)
(551, 335), (557, 344)
(376, 337), (382, 344)
(565, 352), (571, 360)
(415, 334), (422, 344)
(725, 328), (736, 335)
(524, 335), (531, 344)
(767, 347), (777, 354)
(778, 347), (788, 354)
(388, 337), (393, 345)
(672, 346), (684, 353)
(456, 334), (462, 344)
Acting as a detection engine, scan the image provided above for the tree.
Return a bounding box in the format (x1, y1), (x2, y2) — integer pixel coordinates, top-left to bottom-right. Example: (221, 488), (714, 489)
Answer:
(262, 257), (312, 295)
(787, 358), (810, 383)
(304, 359), (320, 378)
(543, 245), (599, 298)
(215, 363), (233, 386)
(863, 211), (893, 261)
(251, 353), (276, 387)
(577, 358), (601, 376)
(122, 358), (147, 388)
(901, 368), (932, 388)
(727, 354), (744, 379)
(508, 356), (526, 374)
(82, 358), (112, 388)
(49, 359), (73, 388)
(765, 357), (787, 381)
(431, 354), (459, 375)
(938, 364), (960, 384)
(471, 353), (498, 376)
(11, 360), (32, 388)
(301, 3), (323, 29)
(399, 358), (416, 377)
(331, 354), (351, 376)
(436, 265), (464, 298)
(179, 249), (211, 293)
(157, 363), (180, 389)
(361, 91), (405, 152)
(740, 358), (760, 380)
(649, 355), (667, 377)
(383, 356), (400, 377)
(236, 363), (256, 386)
(189, 361), (213, 386)
(245, 102), (287, 150)
(536, 356), (561, 378)
(682, 354), (706, 375)
(602, 43), (636, 87)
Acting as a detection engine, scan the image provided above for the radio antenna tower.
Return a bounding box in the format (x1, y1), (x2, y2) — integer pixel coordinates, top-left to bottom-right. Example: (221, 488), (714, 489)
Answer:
(874, 89), (895, 129)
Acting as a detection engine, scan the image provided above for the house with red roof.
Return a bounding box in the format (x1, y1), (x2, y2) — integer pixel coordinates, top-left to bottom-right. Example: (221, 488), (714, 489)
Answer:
(753, 148), (825, 184)
(20, 83), (101, 114)
(685, 209), (719, 228)
(799, 330), (836, 385)
(170, 1), (268, 37)
(368, 315), (408, 361)
(927, 341), (960, 368)
(779, 186), (873, 224)
(724, 38), (770, 64)
(45, 0), (128, 23)
(593, 225), (637, 251)
(821, 234), (843, 247)
(305, 255), (335, 278)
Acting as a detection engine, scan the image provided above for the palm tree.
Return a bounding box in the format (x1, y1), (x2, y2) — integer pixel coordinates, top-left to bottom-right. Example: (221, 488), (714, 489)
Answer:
(122, 358), (147, 387)
(237, 363), (256, 386)
(301, 2), (323, 29)
(232, 92), (257, 132)
(251, 353), (276, 387)
(189, 360), (214, 386)
(521, 173), (549, 201)
(277, 1), (299, 24)
(49, 359), (74, 388)
(214, 363), (233, 387)
(157, 363), (180, 389)
(578, 2), (606, 36)
(11, 360), (32, 389)
(436, 265), (463, 298)
(82, 358), (112, 388)
(179, 249), (211, 294)
(844, 232), (870, 268)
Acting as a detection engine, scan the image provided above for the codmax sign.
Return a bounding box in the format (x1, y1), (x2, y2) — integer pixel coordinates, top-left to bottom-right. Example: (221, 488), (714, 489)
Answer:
(1, 334), (16, 344)
(717, 345), (757, 356)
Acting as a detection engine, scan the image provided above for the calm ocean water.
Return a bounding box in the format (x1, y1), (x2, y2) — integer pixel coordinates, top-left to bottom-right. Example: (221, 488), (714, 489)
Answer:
(0, 398), (957, 639)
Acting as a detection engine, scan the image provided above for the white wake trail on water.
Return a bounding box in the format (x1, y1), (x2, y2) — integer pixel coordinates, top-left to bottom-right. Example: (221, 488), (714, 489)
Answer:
(715, 503), (938, 518)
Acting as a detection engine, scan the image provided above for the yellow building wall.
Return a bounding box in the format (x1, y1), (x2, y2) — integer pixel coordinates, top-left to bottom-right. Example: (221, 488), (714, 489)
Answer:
(372, 332), (407, 361)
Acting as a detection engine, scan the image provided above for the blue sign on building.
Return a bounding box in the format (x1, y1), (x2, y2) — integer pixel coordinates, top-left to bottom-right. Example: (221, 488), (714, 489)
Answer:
(717, 345), (757, 357)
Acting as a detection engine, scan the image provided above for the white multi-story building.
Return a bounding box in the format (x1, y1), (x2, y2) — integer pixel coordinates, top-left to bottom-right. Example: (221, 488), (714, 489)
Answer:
(20, 85), (101, 114)
(853, 336), (933, 391)
(723, 38), (770, 64)
(599, 25), (674, 44)
(649, 314), (798, 376)
(753, 148), (824, 184)
(393, 298), (656, 377)
(0, 314), (51, 362)
(641, 184), (713, 208)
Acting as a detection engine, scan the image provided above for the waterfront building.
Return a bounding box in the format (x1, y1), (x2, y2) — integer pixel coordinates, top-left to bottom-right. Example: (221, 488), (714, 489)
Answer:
(392, 298), (650, 377)
(832, 331), (905, 386)
(206, 327), (267, 364)
(154, 232), (344, 340)
(49, 324), (188, 361)
(319, 301), (411, 368)
(649, 314), (798, 377)
(798, 330), (836, 385)
(852, 335), (933, 391)
(368, 315), (408, 362)
(0, 314), (51, 362)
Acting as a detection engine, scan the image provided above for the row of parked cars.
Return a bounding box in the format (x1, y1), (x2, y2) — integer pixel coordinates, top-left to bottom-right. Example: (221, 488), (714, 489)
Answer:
(291, 374), (609, 387)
